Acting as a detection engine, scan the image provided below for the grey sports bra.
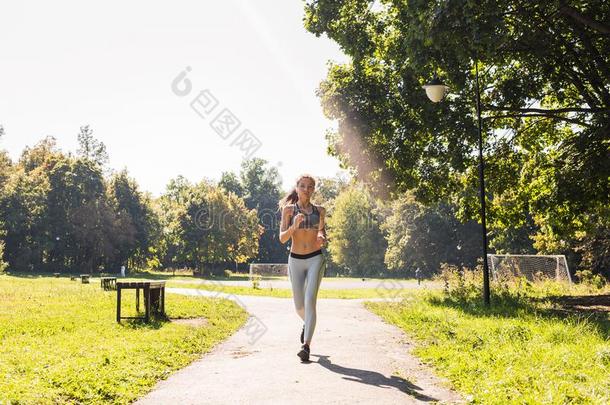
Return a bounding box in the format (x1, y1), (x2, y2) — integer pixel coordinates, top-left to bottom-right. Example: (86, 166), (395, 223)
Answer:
(289, 203), (320, 229)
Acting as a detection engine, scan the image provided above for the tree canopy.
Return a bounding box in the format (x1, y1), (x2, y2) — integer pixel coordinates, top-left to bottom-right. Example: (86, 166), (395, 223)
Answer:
(304, 0), (610, 275)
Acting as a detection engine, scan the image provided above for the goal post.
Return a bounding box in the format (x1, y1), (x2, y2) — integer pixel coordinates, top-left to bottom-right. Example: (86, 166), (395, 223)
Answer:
(487, 254), (572, 283)
(249, 263), (288, 278)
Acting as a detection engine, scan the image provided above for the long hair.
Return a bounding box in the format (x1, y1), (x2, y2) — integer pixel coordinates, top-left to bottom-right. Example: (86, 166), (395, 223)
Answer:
(278, 174), (316, 210)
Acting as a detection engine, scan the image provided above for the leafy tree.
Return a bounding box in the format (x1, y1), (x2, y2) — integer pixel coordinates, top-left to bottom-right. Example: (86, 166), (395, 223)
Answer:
(304, 0), (609, 275)
(238, 159), (285, 263)
(0, 137), (161, 273)
(381, 193), (480, 277)
(311, 173), (350, 213)
(218, 171), (245, 197)
(77, 125), (109, 167)
(0, 129), (9, 272)
(106, 170), (160, 270)
(173, 181), (259, 274)
(326, 185), (386, 276)
(44, 156), (115, 272)
(1, 139), (56, 271)
(155, 177), (188, 269)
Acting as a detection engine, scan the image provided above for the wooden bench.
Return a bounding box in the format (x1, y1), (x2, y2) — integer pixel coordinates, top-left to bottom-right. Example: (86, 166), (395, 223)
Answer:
(100, 276), (117, 291)
(116, 280), (166, 323)
(53, 273), (60, 278)
(80, 274), (90, 284)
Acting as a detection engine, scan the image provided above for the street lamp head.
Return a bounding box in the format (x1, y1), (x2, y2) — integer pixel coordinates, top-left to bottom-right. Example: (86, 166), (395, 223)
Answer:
(422, 77), (449, 103)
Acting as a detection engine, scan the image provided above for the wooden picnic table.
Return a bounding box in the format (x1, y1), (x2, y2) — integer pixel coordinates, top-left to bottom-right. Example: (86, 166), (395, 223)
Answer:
(80, 274), (90, 284)
(116, 280), (166, 323)
(100, 276), (117, 291)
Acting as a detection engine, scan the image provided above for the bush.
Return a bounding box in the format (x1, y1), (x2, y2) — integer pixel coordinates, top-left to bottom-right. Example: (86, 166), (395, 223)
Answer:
(0, 241), (7, 273)
(223, 269), (233, 278)
(575, 269), (607, 290)
(250, 274), (262, 289)
(435, 262), (484, 300)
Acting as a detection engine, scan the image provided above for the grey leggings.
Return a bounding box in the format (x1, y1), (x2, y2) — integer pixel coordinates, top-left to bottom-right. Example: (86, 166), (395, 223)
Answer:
(288, 252), (326, 343)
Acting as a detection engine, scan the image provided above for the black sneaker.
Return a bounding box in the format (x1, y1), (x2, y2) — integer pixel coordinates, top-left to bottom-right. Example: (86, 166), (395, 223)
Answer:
(297, 344), (310, 362)
(300, 324), (304, 344)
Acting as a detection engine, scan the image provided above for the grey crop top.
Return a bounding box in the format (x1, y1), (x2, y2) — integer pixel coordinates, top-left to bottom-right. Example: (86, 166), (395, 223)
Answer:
(289, 203), (321, 229)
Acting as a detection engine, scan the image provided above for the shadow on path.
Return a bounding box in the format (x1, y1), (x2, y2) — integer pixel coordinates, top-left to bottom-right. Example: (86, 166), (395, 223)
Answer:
(312, 354), (439, 402)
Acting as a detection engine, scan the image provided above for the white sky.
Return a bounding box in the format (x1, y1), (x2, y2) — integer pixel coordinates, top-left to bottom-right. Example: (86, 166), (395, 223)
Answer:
(0, 0), (350, 196)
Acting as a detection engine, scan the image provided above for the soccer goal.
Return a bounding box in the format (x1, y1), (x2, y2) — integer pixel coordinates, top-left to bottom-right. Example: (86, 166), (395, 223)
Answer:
(249, 263), (288, 278)
(487, 254), (572, 283)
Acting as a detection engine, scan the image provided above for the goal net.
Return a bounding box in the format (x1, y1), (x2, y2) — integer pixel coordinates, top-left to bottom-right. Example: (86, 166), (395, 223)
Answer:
(487, 254), (572, 283)
(249, 263), (288, 278)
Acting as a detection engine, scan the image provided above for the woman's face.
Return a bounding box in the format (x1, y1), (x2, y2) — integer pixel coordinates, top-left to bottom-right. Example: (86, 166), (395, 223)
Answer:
(295, 178), (315, 200)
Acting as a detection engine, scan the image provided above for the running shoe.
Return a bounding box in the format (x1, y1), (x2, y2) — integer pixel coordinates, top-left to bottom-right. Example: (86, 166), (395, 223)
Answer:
(297, 344), (310, 362)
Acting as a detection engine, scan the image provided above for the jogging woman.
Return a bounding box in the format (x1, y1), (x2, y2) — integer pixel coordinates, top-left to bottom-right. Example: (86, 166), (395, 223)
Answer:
(279, 174), (326, 362)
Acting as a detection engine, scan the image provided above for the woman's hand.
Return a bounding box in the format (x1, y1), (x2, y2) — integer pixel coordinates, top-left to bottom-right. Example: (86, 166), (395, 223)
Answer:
(292, 213), (305, 230)
(316, 232), (326, 248)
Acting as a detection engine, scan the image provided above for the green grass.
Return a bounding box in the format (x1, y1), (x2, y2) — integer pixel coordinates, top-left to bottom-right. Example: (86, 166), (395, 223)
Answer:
(0, 274), (248, 404)
(366, 286), (610, 404)
(165, 280), (411, 299)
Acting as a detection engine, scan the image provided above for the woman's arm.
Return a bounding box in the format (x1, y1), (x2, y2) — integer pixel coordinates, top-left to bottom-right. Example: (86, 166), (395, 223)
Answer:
(316, 206), (326, 247)
(279, 205), (296, 244)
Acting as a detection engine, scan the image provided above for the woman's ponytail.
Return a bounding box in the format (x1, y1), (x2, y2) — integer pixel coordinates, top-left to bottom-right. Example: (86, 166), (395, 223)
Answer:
(278, 189), (298, 211)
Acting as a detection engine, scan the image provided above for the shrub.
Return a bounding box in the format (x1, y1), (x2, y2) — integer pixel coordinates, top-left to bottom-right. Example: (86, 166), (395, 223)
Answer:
(435, 262), (484, 300)
(575, 269), (606, 290)
(251, 274), (262, 289)
(0, 240), (7, 273)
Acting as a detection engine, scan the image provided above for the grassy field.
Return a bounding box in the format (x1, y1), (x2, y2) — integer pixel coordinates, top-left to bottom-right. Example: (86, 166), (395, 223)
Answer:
(367, 283), (610, 404)
(0, 274), (248, 404)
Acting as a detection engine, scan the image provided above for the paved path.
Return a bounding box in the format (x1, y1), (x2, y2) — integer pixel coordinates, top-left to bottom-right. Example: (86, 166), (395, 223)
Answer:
(170, 278), (439, 290)
(137, 288), (462, 405)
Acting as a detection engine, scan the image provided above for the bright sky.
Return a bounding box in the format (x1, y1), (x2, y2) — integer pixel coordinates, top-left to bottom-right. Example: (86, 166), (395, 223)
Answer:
(0, 0), (350, 196)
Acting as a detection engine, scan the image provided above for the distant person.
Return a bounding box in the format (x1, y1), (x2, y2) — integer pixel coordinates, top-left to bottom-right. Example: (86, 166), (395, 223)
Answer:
(415, 267), (422, 285)
(279, 174), (326, 362)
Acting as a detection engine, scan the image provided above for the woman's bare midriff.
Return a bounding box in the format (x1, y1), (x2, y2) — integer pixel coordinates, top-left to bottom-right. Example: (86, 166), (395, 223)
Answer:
(290, 228), (322, 254)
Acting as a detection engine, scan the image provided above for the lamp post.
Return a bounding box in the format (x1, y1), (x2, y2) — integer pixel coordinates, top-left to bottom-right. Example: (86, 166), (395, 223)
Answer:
(422, 65), (491, 305)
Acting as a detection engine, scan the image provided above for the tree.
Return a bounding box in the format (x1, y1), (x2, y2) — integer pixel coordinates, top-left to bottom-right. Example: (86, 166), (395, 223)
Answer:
(238, 159), (284, 263)
(381, 193), (480, 277)
(326, 185), (386, 276)
(0, 130), (9, 272)
(311, 173), (350, 213)
(1, 139), (56, 271)
(77, 125), (109, 167)
(218, 171), (245, 197)
(0, 137), (160, 273)
(45, 156), (114, 272)
(0, 126), (12, 191)
(173, 181), (259, 274)
(107, 170), (160, 270)
(304, 1), (608, 198)
(304, 0), (609, 275)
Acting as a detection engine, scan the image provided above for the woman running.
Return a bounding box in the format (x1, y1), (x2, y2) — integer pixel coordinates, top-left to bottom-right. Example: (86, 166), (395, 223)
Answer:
(278, 174), (326, 362)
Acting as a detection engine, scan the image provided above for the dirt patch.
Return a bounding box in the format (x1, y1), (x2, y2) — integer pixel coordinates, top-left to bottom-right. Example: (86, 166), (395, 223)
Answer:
(230, 346), (259, 359)
(170, 317), (209, 327)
